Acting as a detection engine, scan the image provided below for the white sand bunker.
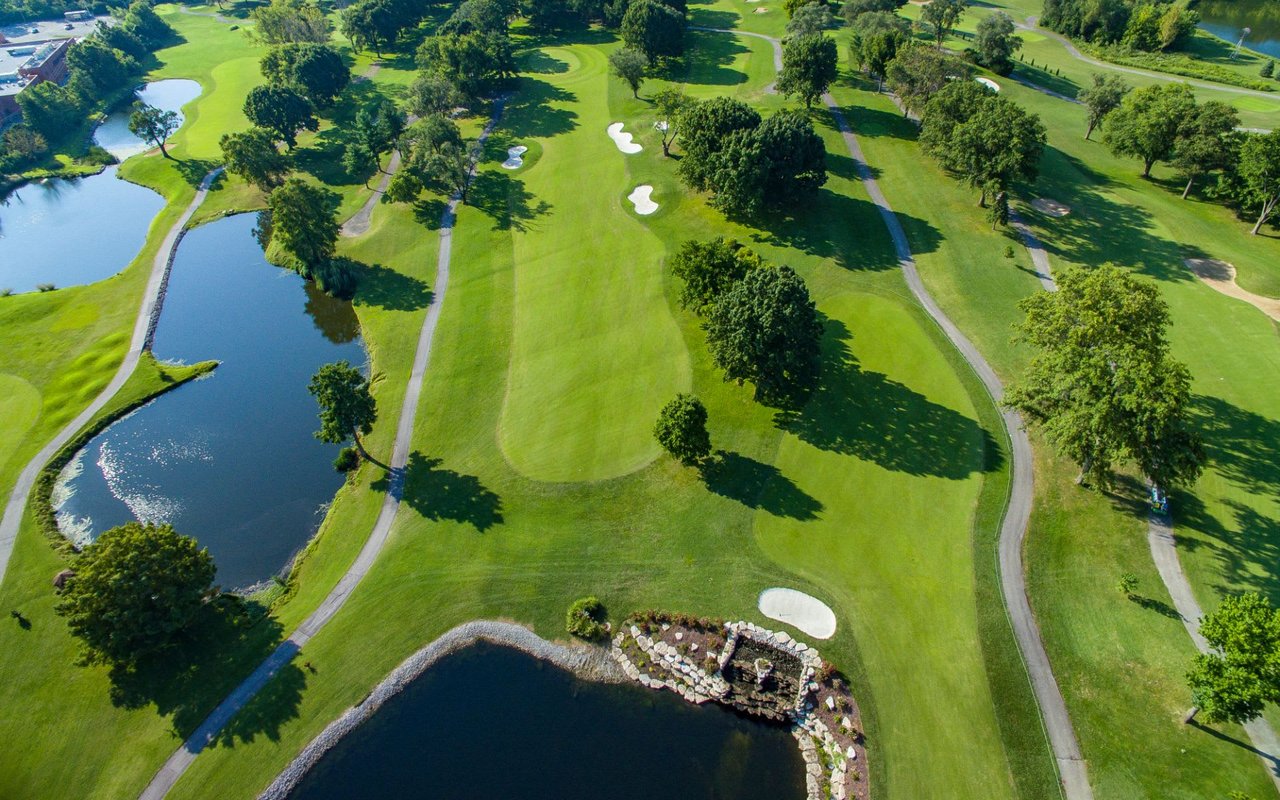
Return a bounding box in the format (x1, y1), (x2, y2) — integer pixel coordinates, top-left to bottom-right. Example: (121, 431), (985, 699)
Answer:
(976, 76), (1001, 92)
(502, 145), (527, 169)
(1185, 258), (1280, 322)
(753, 6), (768, 11)
(758, 588), (837, 640)
(1031, 197), (1071, 217)
(607, 122), (642, 154)
(628, 185), (658, 215)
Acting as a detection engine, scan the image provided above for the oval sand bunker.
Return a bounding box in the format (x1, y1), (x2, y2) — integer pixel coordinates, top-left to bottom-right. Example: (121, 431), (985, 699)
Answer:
(607, 122), (642, 154)
(758, 588), (837, 639)
(628, 185), (658, 215)
(502, 145), (527, 169)
(975, 76), (1000, 92)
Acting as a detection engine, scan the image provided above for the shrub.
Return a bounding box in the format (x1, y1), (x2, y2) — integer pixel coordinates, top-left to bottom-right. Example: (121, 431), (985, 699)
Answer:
(36, 283), (56, 292)
(1004, 245), (1016, 259)
(566, 596), (609, 640)
(333, 446), (359, 472)
(1117, 571), (1138, 596)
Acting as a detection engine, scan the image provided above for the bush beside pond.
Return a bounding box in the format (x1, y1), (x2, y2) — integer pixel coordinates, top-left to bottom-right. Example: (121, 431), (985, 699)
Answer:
(566, 596), (609, 641)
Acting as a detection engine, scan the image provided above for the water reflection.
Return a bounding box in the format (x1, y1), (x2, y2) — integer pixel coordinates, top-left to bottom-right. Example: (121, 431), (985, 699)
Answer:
(93, 78), (202, 161)
(1198, 0), (1280, 59)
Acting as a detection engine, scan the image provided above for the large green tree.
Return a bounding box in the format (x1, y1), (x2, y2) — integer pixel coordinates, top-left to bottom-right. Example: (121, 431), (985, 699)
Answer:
(1078, 72), (1129, 140)
(55, 523), (216, 667)
(608, 46), (649, 98)
(754, 109), (828, 204)
(974, 10), (1022, 74)
(1236, 130), (1280, 235)
(309, 361), (378, 460)
(1172, 100), (1239, 199)
(243, 84), (318, 149)
(266, 177), (341, 270)
(777, 33), (839, 108)
(252, 0), (331, 44)
(1103, 82), (1196, 177)
(884, 41), (970, 117)
(1188, 593), (1280, 725)
(409, 71), (465, 117)
(677, 96), (762, 191)
(653, 394), (712, 464)
(705, 265), (823, 405)
(128, 104), (179, 159)
(220, 127), (291, 191)
(786, 2), (835, 38)
(670, 237), (763, 312)
(260, 43), (351, 108)
(417, 30), (515, 101)
(15, 81), (80, 139)
(849, 12), (909, 90)
(921, 0), (966, 47)
(620, 0), (685, 62)
(1005, 264), (1204, 489)
(652, 86), (691, 156)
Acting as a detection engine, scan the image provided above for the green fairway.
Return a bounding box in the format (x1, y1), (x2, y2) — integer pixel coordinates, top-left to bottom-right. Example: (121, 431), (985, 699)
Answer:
(497, 45), (691, 482)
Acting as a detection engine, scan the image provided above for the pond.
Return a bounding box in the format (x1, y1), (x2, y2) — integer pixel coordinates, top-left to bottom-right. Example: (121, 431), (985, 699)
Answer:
(289, 643), (807, 800)
(54, 213), (366, 590)
(1197, 0), (1280, 60)
(93, 78), (202, 161)
(0, 165), (165, 293)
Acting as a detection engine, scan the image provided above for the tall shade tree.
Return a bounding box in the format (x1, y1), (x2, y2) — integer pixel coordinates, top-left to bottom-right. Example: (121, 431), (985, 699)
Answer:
(786, 2), (835, 38)
(417, 30), (515, 101)
(1187, 593), (1280, 725)
(1102, 82), (1196, 177)
(55, 522), (216, 667)
(243, 84), (318, 149)
(266, 177), (341, 270)
(252, 0), (331, 43)
(621, 0), (685, 61)
(670, 236), (763, 312)
(705, 265), (823, 405)
(677, 97), (762, 191)
(1237, 130), (1280, 235)
(1078, 72), (1129, 140)
(409, 71), (465, 117)
(841, 0), (907, 24)
(308, 361), (378, 461)
(128, 104), (179, 159)
(220, 127), (291, 191)
(1005, 264), (1204, 489)
(974, 11), (1022, 74)
(653, 394), (712, 464)
(1172, 100), (1239, 199)
(777, 34), (839, 108)
(652, 86), (691, 156)
(260, 43), (351, 108)
(608, 46), (649, 98)
(884, 41), (970, 117)
(754, 109), (828, 204)
(921, 0), (966, 47)
(849, 12), (910, 90)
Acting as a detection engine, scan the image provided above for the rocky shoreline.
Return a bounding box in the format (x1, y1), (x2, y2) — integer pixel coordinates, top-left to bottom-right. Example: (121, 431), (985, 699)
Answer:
(256, 620), (626, 800)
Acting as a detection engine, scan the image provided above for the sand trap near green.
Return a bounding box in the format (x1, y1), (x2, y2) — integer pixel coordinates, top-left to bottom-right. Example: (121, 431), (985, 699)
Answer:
(498, 46), (690, 482)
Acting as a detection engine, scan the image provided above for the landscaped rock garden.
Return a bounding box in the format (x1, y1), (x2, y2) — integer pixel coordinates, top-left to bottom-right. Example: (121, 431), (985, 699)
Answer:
(612, 611), (868, 800)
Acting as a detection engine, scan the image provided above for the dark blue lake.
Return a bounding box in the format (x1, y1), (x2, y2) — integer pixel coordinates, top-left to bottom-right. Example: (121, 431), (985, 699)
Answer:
(55, 213), (365, 589)
(289, 643), (807, 800)
(1197, 0), (1280, 59)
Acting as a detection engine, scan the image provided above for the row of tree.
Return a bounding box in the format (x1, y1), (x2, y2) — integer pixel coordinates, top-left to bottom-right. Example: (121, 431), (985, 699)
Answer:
(1083, 77), (1280, 234)
(1041, 0), (1198, 52)
(15, 0), (172, 143)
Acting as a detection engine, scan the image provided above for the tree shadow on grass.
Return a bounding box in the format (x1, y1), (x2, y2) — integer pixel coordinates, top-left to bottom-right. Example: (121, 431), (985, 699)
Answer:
(353, 259), (433, 311)
(698, 450), (824, 520)
(1128, 593), (1183, 620)
(746, 187), (936, 270)
(106, 595), (303, 743)
(774, 317), (1002, 479)
(1174, 490), (1280, 607)
(466, 170), (552, 232)
(1192, 394), (1280, 497)
(412, 197), (451, 230)
(673, 28), (749, 87)
(1190, 719), (1280, 778)
(519, 48), (570, 74)
(175, 158), (223, 189)
(376, 452), (504, 531)
(689, 7), (739, 30)
(500, 77), (578, 139)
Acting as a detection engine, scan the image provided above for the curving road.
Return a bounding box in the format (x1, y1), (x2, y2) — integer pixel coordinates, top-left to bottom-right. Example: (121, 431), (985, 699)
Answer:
(705, 26), (1093, 800)
(138, 100), (507, 800)
(0, 168), (223, 590)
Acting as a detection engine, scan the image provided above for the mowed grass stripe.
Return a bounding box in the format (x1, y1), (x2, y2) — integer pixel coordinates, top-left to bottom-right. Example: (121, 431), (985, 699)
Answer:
(757, 291), (1019, 800)
(498, 44), (691, 482)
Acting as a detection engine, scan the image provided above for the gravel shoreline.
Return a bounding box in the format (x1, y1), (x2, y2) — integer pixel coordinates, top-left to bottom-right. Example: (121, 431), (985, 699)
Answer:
(257, 620), (625, 800)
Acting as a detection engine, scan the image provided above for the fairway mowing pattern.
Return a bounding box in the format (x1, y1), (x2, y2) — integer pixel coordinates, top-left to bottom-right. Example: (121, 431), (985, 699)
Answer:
(498, 45), (690, 482)
(755, 292), (1018, 800)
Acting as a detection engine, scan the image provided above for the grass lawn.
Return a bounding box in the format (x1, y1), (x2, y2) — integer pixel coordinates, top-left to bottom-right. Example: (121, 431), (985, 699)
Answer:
(160, 23), (1046, 800)
(827, 13), (1280, 795)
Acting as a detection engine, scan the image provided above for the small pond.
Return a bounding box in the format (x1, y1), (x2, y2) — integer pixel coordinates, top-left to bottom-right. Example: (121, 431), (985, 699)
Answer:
(0, 165), (164, 293)
(55, 213), (366, 590)
(289, 643), (807, 800)
(93, 78), (202, 161)
(1197, 0), (1280, 59)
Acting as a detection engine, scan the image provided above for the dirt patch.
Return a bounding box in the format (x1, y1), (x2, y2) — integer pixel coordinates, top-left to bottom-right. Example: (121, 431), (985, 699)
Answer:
(1031, 197), (1071, 217)
(1184, 258), (1280, 322)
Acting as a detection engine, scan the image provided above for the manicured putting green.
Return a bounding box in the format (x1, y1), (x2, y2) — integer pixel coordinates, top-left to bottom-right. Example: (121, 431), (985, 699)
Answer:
(498, 45), (690, 482)
(756, 292), (1017, 800)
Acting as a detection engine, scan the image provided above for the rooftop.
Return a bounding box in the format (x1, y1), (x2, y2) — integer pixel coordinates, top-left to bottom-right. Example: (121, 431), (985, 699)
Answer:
(0, 16), (105, 46)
